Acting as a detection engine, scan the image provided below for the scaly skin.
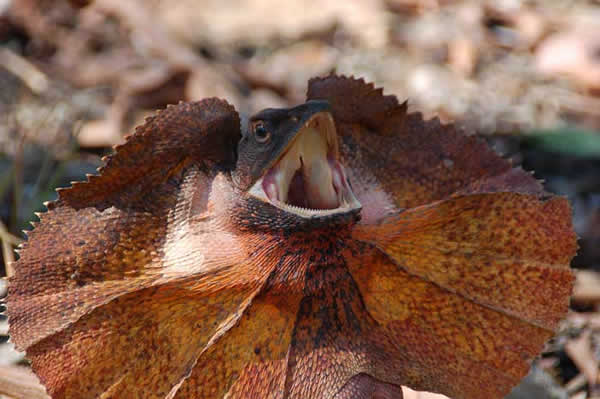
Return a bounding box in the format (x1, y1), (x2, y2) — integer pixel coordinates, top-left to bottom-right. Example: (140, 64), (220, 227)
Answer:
(7, 75), (576, 399)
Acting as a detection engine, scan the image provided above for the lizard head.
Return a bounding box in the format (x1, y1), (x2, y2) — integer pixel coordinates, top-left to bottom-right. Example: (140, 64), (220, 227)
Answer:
(234, 100), (361, 228)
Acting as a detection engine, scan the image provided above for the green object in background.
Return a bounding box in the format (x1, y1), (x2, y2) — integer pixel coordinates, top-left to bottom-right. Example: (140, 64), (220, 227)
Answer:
(526, 128), (600, 158)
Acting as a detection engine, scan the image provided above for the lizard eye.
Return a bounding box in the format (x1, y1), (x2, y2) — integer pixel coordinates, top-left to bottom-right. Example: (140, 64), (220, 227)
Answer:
(253, 122), (271, 143)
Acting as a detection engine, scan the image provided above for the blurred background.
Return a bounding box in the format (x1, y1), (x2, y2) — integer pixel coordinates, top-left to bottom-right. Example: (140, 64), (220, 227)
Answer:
(0, 0), (599, 398)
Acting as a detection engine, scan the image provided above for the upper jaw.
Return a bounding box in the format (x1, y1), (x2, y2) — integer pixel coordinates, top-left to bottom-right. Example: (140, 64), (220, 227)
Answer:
(248, 112), (361, 219)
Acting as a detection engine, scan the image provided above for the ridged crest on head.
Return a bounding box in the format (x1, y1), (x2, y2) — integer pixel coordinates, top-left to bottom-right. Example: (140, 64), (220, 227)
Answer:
(54, 99), (241, 210)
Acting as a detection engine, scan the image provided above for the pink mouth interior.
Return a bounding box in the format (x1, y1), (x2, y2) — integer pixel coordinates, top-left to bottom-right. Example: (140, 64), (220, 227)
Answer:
(262, 156), (348, 210)
(286, 169), (307, 208)
(257, 113), (355, 211)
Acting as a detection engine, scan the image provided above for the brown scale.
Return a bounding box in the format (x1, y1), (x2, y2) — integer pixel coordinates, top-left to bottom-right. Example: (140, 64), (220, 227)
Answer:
(7, 75), (576, 399)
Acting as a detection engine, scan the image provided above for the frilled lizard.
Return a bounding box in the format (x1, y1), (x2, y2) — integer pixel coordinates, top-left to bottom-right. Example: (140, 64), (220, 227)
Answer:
(6, 75), (576, 399)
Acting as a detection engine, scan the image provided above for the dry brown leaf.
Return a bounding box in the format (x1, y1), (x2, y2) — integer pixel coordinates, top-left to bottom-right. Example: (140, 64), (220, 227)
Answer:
(402, 387), (450, 399)
(0, 366), (49, 399)
(565, 329), (599, 389)
(155, 0), (389, 48)
(572, 270), (600, 304)
(76, 119), (123, 148)
(536, 29), (600, 91)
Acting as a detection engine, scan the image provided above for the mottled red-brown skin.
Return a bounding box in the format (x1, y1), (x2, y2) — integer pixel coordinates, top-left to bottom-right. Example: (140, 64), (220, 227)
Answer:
(7, 76), (576, 399)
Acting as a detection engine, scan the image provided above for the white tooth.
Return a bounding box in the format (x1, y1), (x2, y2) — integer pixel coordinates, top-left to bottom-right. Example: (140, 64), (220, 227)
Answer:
(266, 182), (278, 202)
(332, 167), (344, 204)
(332, 167), (343, 191)
(273, 155), (299, 204)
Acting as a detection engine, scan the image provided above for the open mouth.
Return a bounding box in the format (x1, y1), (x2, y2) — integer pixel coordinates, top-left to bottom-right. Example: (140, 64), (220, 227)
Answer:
(248, 112), (361, 218)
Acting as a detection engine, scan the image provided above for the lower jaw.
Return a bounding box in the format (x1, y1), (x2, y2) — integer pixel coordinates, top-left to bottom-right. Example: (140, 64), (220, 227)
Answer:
(241, 195), (363, 232)
(249, 162), (362, 219)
